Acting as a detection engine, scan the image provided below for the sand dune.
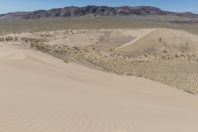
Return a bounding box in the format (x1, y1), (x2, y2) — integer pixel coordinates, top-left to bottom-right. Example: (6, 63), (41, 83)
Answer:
(1, 42), (198, 132)
(116, 28), (156, 49)
(117, 28), (198, 57)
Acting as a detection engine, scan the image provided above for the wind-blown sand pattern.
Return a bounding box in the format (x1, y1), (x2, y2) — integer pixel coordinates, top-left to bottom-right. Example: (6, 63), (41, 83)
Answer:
(1, 43), (198, 132)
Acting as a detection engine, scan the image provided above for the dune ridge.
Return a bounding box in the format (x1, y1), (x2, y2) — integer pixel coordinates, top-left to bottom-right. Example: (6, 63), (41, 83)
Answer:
(1, 43), (198, 132)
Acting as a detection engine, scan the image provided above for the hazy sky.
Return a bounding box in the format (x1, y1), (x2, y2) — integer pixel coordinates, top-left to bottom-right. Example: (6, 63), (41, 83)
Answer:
(0, 0), (197, 14)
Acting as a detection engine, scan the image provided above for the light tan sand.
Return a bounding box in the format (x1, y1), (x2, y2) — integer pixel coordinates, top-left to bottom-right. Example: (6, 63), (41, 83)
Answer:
(116, 28), (198, 57)
(44, 29), (157, 49)
(1, 42), (198, 132)
(116, 28), (157, 49)
(4, 29), (153, 49)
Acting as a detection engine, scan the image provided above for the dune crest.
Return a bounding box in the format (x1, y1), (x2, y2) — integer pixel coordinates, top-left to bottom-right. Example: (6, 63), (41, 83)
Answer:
(117, 28), (198, 57)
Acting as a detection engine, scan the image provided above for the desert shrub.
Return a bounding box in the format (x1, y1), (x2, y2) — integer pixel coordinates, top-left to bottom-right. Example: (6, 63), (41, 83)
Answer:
(5, 36), (13, 41)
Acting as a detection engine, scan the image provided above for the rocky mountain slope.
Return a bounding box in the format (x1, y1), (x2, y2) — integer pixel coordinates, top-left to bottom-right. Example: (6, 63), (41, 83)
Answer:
(0, 5), (198, 19)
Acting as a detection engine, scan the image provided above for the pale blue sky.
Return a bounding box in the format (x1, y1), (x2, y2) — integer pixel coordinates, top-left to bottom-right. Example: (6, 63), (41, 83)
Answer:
(0, 0), (197, 14)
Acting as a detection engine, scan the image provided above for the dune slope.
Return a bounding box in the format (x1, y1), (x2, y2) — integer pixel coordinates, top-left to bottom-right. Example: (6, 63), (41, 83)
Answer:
(0, 43), (198, 132)
(117, 28), (198, 57)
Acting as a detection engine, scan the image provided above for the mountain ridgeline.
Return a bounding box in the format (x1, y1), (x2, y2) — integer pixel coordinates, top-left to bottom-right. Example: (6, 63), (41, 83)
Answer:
(0, 5), (198, 19)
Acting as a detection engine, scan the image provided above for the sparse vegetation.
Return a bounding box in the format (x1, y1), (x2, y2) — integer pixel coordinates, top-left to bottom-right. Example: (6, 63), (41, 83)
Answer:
(64, 60), (69, 63)
(1, 16), (198, 35)
(20, 39), (198, 94)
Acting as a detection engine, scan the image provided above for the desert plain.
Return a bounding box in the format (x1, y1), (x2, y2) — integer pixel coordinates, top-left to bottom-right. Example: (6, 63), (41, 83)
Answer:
(0, 24), (198, 132)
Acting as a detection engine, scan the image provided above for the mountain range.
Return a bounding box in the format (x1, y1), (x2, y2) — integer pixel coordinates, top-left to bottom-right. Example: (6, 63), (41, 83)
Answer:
(0, 5), (197, 19)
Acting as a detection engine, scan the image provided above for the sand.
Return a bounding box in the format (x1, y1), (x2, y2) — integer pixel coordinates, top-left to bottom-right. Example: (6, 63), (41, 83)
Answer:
(1, 40), (198, 132)
(1, 28), (198, 94)
(116, 28), (156, 49)
(116, 28), (198, 57)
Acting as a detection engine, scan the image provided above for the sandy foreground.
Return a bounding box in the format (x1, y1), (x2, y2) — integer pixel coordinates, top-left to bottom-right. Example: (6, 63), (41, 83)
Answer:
(0, 42), (198, 132)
